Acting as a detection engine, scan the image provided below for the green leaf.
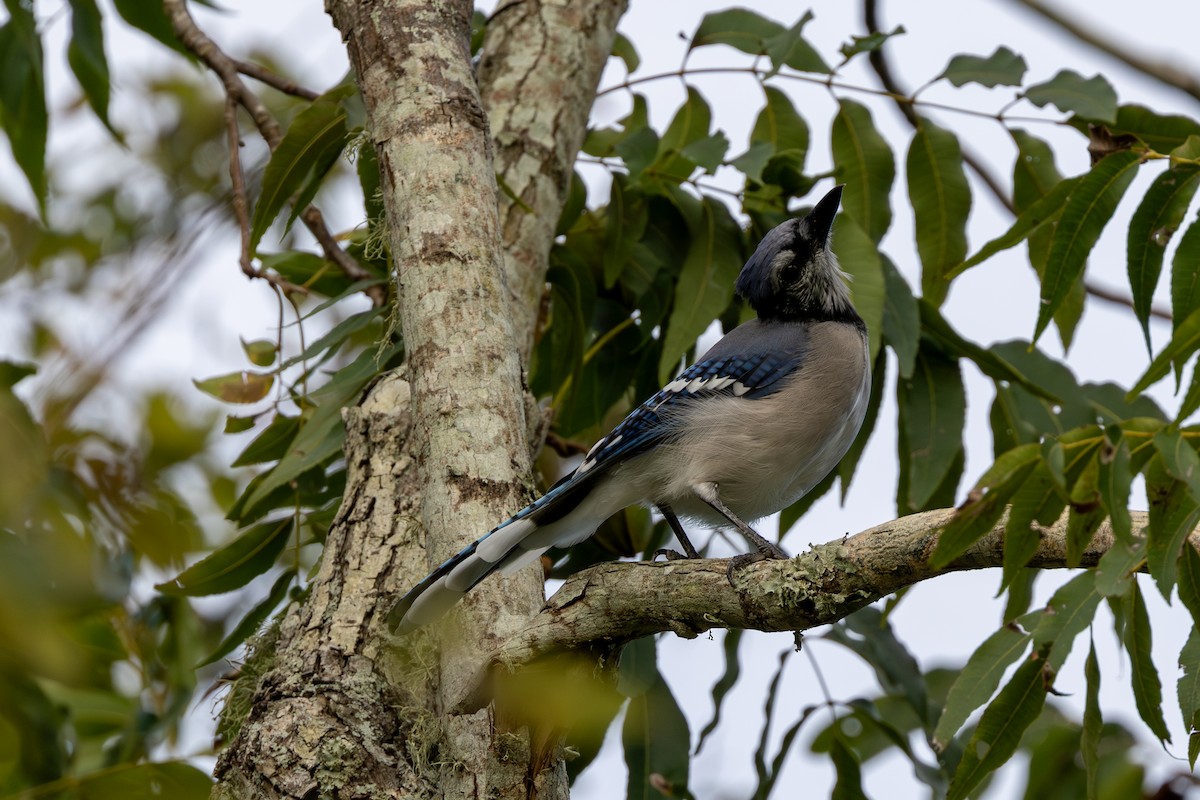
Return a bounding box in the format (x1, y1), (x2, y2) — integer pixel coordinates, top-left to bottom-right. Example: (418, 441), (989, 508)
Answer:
(748, 86), (809, 171)
(249, 91), (350, 253)
(881, 255), (919, 379)
(1029, 571), (1102, 672)
(623, 671), (690, 799)
(156, 518), (292, 597)
(112, 0), (189, 54)
(241, 341), (400, 514)
(193, 370), (274, 404)
(1012, 131), (1082, 349)
(1035, 151), (1140, 342)
(831, 98), (895, 244)
(1179, 628), (1200, 769)
(585, 93), (650, 159)
(906, 117), (971, 305)
(1095, 531), (1146, 597)
(232, 414), (300, 467)
(66, 0), (113, 132)
(612, 31), (640, 73)
(1024, 70), (1118, 124)
(942, 46), (1027, 88)
(1173, 213), (1200, 330)
(1003, 460), (1066, 588)
(832, 215), (885, 362)
(768, 15), (830, 75)
(933, 623), (1031, 748)
(1153, 427), (1200, 501)
(951, 176), (1079, 277)
(1098, 426), (1133, 546)
(680, 132), (729, 175)
(947, 650), (1048, 800)
(898, 346), (966, 511)
(278, 307), (385, 372)
(1100, 104), (1200, 154)
(920, 305), (1057, 403)
(1180, 355), (1200, 424)
(259, 251), (379, 299)
(931, 444), (1040, 568)
(1117, 580), (1172, 743)
(603, 176), (648, 287)
(1067, 451), (1104, 566)
(1131, 305), (1200, 396)
(1179, 542), (1200, 628)
(657, 194), (742, 381)
(1127, 164), (1200, 347)
(837, 348), (887, 501)
(1146, 433), (1200, 597)
(689, 8), (784, 56)
(648, 87), (714, 186)
(47, 761), (213, 799)
(829, 736), (865, 800)
(197, 569), (294, 667)
(1082, 639), (1102, 799)
(0, 3), (48, 213)
(241, 338), (278, 368)
(1012, 130), (1063, 205)
(695, 629), (742, 754)
(838, 26), (905, 63)
(689, 9), (830, 73)
(826, 607), (931, 732)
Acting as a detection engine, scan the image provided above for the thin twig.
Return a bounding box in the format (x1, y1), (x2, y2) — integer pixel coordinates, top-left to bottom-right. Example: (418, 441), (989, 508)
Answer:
(233, 58), (321, 101)
(164, 0), (384, 306)
(224, 96), (302, 295)
(224, 96), (256, 280)
(598, 65), (1056, 127)
(862, 0), (1014, 214)
(1008, 0), (1200, 105)
(861, 0), (1170, 322)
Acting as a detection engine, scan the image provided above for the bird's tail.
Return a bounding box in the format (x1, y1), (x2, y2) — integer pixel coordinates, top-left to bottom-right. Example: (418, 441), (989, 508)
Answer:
(388, 472), (598, 634)
(387, 516), (540, 633)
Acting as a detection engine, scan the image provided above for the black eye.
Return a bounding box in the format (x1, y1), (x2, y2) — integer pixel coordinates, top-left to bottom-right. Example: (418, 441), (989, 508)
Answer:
(780, 261), (802, 284)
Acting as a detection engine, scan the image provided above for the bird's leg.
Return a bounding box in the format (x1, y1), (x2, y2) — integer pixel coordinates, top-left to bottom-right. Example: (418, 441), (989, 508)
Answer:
(690, 482), (789, 583)
(653, 503), (701, 561)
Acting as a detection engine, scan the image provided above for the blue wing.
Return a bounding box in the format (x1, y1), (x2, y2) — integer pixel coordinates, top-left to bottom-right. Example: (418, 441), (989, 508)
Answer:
(486, 321), (808, 529)
(574, 323), (809, 478)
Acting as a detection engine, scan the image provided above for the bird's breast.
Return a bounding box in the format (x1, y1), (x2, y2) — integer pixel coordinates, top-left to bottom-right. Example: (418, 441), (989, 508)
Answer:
(651, 320), (871, 524)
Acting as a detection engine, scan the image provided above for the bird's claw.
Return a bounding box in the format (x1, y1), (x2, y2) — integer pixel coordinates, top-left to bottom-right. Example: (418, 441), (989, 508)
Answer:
(654, 547), (693, 561)
(725, 545), (789, 586)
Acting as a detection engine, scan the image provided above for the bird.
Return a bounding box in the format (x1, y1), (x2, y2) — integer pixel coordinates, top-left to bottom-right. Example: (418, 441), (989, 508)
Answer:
(389, 184), (870, 634)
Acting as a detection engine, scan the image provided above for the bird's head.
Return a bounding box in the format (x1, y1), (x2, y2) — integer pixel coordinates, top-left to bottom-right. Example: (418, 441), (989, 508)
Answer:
(734, 185), (857, 323)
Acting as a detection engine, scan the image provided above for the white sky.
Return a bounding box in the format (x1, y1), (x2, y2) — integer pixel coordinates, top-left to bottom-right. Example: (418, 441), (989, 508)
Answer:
(2, 0), (1199, 798)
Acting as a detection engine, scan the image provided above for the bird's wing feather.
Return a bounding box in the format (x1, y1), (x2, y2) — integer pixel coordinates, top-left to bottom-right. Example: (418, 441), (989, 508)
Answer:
(573, 329), (809, 479)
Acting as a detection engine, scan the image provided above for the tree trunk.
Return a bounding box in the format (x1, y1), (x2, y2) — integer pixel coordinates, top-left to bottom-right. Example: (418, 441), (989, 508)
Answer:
(211, 1), (621, 797)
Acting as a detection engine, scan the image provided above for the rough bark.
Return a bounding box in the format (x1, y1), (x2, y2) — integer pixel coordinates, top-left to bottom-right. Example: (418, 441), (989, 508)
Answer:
(211, 1), (623, 797)
(477, 0), (628, 361)
(459, 510), (1197, 713)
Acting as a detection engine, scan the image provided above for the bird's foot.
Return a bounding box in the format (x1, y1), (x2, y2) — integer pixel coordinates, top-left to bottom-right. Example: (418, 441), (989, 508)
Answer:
(725, 544), (789, 586)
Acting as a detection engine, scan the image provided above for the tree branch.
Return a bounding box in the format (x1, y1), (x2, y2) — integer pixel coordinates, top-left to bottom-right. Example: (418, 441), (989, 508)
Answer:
(861, 0), (1172, 322)
(164, 0), (383, 305)
(478, 0), (628, 364)
(459, 508), (1191, 712)
(1007, 0), (1200, 105)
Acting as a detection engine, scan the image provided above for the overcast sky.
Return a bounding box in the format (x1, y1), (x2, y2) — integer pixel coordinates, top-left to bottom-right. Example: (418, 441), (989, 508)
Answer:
(3, 0), (1199, 797)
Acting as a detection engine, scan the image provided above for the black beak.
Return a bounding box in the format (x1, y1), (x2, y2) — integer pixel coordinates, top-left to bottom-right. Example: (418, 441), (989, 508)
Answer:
(805, 184), (843, 249)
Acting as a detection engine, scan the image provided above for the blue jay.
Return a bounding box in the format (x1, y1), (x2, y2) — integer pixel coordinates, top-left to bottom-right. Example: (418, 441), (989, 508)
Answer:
(390, 185), (870, 633)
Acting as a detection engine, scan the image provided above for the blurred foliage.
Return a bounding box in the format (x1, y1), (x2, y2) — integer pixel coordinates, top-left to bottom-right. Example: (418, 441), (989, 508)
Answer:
(0, 1), (1198, 798)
